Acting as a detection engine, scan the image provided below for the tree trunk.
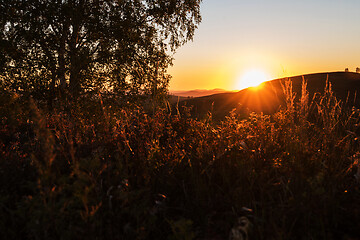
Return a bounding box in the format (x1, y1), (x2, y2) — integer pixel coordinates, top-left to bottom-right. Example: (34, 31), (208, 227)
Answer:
(69, 26), (81, 98)
(68, 0), (83, 98)
(47, 67), (57, 111)
(58, 23), (68, 91)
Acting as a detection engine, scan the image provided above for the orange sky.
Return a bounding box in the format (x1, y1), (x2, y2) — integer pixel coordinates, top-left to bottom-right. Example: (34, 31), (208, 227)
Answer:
(168, 0), (360, 91)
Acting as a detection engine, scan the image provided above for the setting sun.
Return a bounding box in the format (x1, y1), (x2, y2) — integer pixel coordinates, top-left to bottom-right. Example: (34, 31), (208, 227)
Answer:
(236, 69), (269, 90)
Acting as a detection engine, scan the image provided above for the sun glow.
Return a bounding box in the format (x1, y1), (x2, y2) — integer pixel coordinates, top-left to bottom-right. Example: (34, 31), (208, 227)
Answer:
(236, 69), (269, 90)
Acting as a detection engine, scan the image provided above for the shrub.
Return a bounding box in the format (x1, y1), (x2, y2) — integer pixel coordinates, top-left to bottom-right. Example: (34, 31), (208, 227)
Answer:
(0, 81), (359, 239)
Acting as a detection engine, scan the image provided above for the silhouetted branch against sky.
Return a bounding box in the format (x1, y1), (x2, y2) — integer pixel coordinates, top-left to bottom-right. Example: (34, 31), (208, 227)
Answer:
(0, 0), (202, 99)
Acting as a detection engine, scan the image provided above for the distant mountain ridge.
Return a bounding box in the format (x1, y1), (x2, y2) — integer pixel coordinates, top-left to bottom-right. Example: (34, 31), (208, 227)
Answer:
(170, 88), (232, 98)
(177, 71), (360, 120)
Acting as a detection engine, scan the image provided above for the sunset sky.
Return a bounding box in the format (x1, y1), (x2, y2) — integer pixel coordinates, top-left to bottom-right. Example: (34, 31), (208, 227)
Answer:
(168, 0), (360, 91)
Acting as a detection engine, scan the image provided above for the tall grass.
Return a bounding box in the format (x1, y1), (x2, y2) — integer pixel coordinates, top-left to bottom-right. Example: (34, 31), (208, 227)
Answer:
(0, 80), (359, 239)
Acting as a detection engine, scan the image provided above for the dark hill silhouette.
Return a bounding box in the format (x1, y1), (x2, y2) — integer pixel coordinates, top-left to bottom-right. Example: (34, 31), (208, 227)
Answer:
(177, 72), (360, 120)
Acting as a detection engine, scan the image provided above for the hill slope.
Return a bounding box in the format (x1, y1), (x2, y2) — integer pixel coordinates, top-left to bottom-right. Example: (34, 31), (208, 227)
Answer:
(178, 72), (360, 119)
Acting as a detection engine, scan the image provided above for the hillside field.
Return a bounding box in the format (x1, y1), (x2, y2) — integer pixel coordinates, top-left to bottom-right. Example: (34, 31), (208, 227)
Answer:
(178, 72), (360, 120)
(1, 74), (360, 239)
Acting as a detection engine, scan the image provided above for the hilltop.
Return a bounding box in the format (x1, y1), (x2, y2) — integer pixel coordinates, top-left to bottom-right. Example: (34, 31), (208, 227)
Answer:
(177, 71), (360, 120)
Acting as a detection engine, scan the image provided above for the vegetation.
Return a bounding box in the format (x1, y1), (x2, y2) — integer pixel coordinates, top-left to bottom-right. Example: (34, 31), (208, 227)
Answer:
(0, 0), (202, 102)
(1, 80), (359, 239)
(178, 72), (360, 120)
(1, 2), (359, 239)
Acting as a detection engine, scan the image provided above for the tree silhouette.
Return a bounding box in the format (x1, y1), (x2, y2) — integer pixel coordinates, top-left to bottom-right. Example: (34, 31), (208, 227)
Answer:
(0, 0), (202, 102)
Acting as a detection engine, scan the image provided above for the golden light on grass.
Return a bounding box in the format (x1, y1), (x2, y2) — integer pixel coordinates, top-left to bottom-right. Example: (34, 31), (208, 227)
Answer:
(236, 69), (269, 90)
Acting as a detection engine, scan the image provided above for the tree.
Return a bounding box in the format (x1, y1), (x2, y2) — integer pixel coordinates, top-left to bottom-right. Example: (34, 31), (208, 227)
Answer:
(0, 0), (202, 102)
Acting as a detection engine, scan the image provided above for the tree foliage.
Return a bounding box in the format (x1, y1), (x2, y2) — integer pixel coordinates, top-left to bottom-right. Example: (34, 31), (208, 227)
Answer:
(0, 0), (202, 100)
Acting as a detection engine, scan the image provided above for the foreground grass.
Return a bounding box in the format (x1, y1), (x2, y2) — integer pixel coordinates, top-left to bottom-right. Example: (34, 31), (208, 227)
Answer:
(1, 82), (360, 239)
